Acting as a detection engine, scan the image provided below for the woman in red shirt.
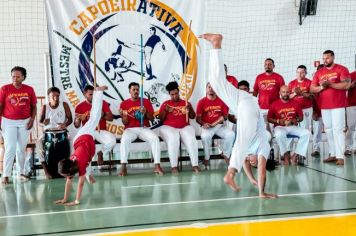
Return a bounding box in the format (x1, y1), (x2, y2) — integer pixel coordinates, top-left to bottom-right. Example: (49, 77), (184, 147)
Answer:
(0, 66), (37, 184)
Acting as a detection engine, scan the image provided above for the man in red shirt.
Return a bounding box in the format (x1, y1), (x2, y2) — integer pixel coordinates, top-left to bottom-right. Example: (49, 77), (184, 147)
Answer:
(345, 71), (356, 155)
(119, 82), (164, 176)
(74, 85), (116, 182)
(0, 66), (37, 184)
(310, 50), (351, 165)
(288, 65), (313, 130)
(196, 83), (235, 167)
(159, 81), (200, 173)
(253, 58), (285, 122)
(224, 64), (238, 88)
(55, 86), (107, 206)
(268, 85), (310, 165)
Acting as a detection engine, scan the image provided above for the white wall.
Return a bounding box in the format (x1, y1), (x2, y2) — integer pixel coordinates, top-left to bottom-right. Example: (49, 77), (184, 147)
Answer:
(0, 0), (355, 96)
(206, 0), (356, 86)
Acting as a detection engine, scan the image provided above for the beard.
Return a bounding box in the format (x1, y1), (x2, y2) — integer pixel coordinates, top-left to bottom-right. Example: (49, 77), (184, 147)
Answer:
(282, 95), (289, 101)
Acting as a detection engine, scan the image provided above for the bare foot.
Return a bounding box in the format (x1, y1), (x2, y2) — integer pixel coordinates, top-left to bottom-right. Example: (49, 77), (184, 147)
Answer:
(154, 164), (164, 176)
(95, 85), (108, 91)
(19, 174), (30, 182)
(118, 164), (127, 176)
(259, 192), (278, 199)
(336, 158), (344, 165)
(198, 34), (223, 49)
(323, 156), (337, 163)
(283, 153), (291, 165)
(97, 151), (104, 166)
(223, 168), (240, 192)
(290, 154), (297, 166)
(203, 159), (209, 167)
(2, 177), (9, 185)
(192, 166), (201, 173)
(86, 175), (96, 184)
(171, 167), (179, 174)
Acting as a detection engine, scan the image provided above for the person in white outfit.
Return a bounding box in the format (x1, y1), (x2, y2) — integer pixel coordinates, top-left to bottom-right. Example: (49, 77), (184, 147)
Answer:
(196, 83), (234, 166)
(159, 81), (200, 174)
(74, 85), (116, 180)
(0, 66), (37, 184)
(119, 82), (164, 176)
(199, 33), (277, 198)
(37, 87), (72, 178)
(268, 85), (311, 165)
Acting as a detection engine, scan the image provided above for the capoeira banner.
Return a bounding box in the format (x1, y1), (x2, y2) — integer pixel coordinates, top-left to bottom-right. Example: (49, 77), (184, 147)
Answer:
(45, 0), (206, 136)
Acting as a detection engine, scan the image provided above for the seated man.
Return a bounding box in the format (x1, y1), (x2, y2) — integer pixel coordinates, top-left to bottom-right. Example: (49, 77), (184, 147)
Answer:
(55, 86), (107, 206)
(159, 81), (200, 174)
(119, 82), (164, 176)
(196, 83), (234, 166)
(268, 85), (311, 165)
(37, 87), (72, 179)
(74, 85), (116, 173)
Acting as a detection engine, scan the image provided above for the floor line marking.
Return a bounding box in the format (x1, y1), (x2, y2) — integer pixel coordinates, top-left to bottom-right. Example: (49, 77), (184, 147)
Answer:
(121, 182), (197, 189)
(1, 189), (356, 219)
(303, 165), (356, 184)
(98, 211), (356, 235)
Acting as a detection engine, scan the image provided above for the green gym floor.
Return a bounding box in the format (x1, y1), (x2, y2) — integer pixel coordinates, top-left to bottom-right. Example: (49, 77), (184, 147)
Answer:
(1, 144), (356, 236)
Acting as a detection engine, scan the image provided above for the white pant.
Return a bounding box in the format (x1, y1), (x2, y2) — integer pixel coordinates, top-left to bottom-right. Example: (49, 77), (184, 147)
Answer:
(94, 130), (116, 155)
(120, 127), (161, 164)
(322, 108), (345, 159)
(300, 107), (313, 130)
(74, 91), (104, 142)
(201, 124), (235, 160)
(274, 125), (310, 157)
(159, 125), (198, 168)
(1, 117), (30, 177)
(312, 117), (323, 152)
(346, 106), (356, 151)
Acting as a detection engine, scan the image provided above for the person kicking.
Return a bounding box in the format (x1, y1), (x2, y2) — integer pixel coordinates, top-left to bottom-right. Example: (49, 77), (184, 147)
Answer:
(54, 85), (107, 206)
(199, 33), (277, 199)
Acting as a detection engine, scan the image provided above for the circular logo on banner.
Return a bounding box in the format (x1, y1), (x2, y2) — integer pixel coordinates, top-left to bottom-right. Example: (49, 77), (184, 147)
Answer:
(75, 1), (198, 121)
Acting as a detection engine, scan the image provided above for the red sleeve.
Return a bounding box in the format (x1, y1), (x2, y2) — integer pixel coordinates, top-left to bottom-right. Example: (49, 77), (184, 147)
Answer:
(312, 71), (320, 86)
(75, 103), (81, 113)
(145, 99), (154, 113)
(339, 66), (350, 81)
(253, 77), (259, 93)
(288, 81), (294, 92)
(196, 99), (203, 116)
(0, 87), (5, 105)
(102, 101), (110, 113)
(29, 87), (37, 105)
(222, 103), (229, 116)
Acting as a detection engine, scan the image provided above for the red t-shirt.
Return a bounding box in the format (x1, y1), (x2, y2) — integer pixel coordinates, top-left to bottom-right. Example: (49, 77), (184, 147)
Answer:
(120, 98), (153, 129)
(288, 78), (313, 109)
(267, 99), (303, 127)
(160, 99), (192, 128)
(312, 64), (350, 109)
(0, 84), (37, 120)
(75, 100), (110, 130)
(196, 96), (228, 124)
(253, 72), (285, 109)
(226, 75), (238, 89)
(348, 71), (356, 107)
(70, 134), (95, 176)
(313, 93), (322, 117)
